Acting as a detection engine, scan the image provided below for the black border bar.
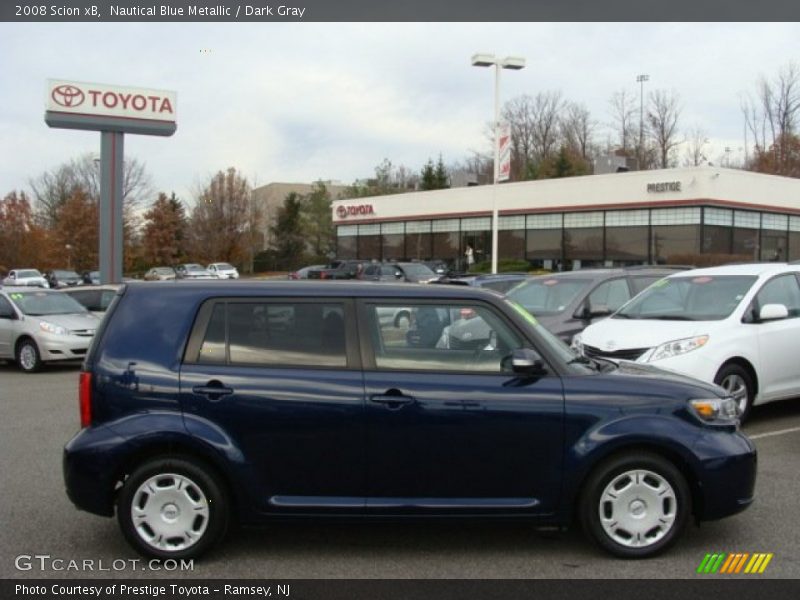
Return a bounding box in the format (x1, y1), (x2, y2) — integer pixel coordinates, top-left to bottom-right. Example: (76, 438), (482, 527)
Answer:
(3, 0), (800, 22)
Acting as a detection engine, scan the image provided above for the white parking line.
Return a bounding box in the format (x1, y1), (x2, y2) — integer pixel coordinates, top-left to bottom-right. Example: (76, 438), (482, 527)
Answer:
(748, 426), (800, 440)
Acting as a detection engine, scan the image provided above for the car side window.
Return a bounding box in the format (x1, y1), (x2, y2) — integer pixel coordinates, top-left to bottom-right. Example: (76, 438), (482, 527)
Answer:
(588, 278), (630, 312)
(0, 295), (14, 317)
(754, 275), (800, 318)
(630, 275), (663, 295)
(197, 301), (347, 367)
(368, 303), (525, 373)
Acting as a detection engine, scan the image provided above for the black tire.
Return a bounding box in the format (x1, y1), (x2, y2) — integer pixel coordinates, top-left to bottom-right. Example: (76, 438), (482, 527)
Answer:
(117, 457), (229, 560)
(579, 452), (690, 558)
(16, 338), (42, 373)
(714, 363), (755, 423)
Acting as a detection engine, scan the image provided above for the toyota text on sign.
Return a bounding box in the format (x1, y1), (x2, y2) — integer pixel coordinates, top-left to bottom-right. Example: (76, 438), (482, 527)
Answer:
(47, 80), (177, 122)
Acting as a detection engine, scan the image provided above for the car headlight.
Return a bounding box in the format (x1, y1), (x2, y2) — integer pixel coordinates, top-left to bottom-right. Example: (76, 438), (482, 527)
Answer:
(690, 397), (739, 422)
(39, 320), (68, 335)
(648, 335), (708, 362)
(570, 333), (583, 353)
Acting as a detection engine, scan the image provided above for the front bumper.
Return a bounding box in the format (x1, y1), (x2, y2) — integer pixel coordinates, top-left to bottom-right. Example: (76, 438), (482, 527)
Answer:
(37, 332), (92, 361)
(692, 429), (757, 521)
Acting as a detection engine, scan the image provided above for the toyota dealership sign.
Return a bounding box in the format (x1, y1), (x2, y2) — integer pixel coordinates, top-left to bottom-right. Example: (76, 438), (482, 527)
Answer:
(47, 79), (176, 122)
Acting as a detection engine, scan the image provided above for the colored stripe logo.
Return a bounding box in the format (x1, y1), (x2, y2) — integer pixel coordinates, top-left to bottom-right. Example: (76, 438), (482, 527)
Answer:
(696, 552), (773, 574)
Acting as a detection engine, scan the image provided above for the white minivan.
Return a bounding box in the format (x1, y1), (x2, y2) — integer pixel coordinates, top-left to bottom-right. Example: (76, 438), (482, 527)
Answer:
(574, 263), (800, 420)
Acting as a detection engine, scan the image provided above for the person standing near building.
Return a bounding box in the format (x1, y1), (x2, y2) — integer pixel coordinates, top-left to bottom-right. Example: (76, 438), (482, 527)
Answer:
(465, 244), (475, 271)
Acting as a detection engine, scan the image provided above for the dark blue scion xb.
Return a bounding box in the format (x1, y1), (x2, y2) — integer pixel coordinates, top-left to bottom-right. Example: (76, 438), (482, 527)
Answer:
(64, 281), (756, 559)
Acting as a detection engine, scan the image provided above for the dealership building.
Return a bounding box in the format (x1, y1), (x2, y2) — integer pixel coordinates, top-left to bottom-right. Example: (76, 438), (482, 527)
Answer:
(331, 166), (800, 271)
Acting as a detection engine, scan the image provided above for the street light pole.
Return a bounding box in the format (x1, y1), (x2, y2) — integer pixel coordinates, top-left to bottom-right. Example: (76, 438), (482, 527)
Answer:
(636, 74), (649, 168)
(472, 53), (525, 274)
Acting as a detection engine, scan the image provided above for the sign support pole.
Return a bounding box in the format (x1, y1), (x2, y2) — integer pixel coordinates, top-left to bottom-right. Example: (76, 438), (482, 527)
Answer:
(99, 131), (125, 284)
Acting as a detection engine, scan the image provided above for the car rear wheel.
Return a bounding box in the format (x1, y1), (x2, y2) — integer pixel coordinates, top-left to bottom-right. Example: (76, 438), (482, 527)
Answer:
(714, 363), (754, 422)
(117, 457), (229, 560)
(580, 452), (690, 558)
(16, 339), (42, 373)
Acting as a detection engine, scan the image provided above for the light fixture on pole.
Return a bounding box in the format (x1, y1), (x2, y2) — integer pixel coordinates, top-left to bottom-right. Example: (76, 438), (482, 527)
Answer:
(472, 53), (526, 274)
(636, 74), (649, 168)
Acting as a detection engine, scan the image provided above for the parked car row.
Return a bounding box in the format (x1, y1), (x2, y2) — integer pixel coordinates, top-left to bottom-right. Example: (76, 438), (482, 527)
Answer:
(144, 263), (240, 281)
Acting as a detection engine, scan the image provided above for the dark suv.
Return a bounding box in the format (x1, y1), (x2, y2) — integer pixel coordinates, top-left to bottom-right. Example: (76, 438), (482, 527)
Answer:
(506, 267), (689, 343)
(64, 281), (755, 560)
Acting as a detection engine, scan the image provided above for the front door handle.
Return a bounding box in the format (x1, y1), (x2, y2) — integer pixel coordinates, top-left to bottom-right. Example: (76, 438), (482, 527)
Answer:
(192, 380), (233, 401)
(370, 389), (415, 410)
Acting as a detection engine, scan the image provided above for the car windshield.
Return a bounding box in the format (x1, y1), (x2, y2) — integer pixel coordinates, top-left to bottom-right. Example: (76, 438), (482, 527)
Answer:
(186, 265), (205, 271)
(614, 275), (757, 321)
(156, 268), (174, 274)
(17, 270), (42, 278)
(507, 278), (592, 316)
(400, 264), (436, 278)
(54, 270), (80, 278)
(503, 298), (595, 374)
(7, 291), (88, 316)
(214, 263), (234, 270)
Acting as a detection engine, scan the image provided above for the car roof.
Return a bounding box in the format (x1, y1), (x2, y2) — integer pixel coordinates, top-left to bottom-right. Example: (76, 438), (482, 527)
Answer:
(124, 280), (503, 300)
(62, 284), (122, 291)
(1, 286), (56, 293)
(666, 263), (800, 278)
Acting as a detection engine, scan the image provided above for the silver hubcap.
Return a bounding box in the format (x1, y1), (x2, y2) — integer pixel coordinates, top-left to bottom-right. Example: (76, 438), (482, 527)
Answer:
(19, 345), (36, 370)
(599, 469), (677, 548)
(720, 373), (749, 414)
(131, 473), (210, 552)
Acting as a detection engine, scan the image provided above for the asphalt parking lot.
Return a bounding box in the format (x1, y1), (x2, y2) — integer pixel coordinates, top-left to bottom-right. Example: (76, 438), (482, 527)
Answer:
(1, 362), (799, 579)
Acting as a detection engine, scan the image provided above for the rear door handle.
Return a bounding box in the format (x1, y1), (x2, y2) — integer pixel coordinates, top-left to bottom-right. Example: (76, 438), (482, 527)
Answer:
(192, 380), (233, 401)
(370, 390), (415, 410)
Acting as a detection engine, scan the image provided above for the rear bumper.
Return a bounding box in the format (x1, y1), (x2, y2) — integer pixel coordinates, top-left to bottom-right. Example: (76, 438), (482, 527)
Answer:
(693, 429), (757, 521)
(63, 425), (128, 517)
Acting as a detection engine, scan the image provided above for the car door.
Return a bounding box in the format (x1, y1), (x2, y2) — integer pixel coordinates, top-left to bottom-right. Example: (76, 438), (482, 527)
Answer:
(748, 273), (800, 400)
(180, 297), (366, 513)
(0, 295), (18, 358)
(358, 299), (564, 514)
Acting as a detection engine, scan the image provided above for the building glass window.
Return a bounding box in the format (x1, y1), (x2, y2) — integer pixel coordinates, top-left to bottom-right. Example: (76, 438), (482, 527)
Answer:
(789, 217), (800, 261)
(732, 228), (759, 260)
(651, 225), (700, 264)
(381, 222), (405, 261)
(564, 227), (604, 266)
(499, 230), (526, 260)
(651, 207), (701, 226)
(336, 225), (357, 259)
(405, 221), (432, 260)
(526, 230), (563, 270)
(605, 226), (649, 264)
(432, 232), (460, 263)
(702, 225), (733, 254)
(761, 231), (788, 262)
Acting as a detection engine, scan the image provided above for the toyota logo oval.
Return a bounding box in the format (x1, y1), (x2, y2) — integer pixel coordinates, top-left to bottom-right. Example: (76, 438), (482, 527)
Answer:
(336, 205), (347, 218)
(51, 85), (85, 108)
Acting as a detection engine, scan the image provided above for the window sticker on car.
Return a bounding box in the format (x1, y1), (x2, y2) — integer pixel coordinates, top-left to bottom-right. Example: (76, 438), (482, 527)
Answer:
(10, 293), (23, 300)
(509, 300), (539, 326)
(693, 276), (714, 284)
(543, 279), (558, 286)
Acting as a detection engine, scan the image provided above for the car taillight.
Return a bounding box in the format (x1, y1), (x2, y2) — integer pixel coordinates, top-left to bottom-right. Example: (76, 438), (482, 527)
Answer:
(79, 371), (92, 428)
(321, 272), (328, 279)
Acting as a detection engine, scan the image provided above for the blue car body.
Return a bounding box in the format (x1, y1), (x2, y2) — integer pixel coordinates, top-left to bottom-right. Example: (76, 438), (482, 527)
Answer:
(64, 281), (756, 556)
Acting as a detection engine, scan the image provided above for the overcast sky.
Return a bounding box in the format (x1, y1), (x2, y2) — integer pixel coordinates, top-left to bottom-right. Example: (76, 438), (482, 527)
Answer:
(0, 22), (797, 206)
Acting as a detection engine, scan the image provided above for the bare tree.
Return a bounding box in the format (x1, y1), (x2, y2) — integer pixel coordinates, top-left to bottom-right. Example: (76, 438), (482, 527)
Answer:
(29, 153), (153, 227)
(683, 125), (709, 167)
(608, 89), (637, 156)
(647, 89), (682, 168)
(742, 63), (800, 175)
(502, 92), (564, 180)
(561, 102), (595, 161)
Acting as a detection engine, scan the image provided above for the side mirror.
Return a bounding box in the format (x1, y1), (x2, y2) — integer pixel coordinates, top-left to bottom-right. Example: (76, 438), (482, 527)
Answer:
(510, 348), (547, 376)
(575, 303), (611, 320)
(759, 303), (789, 321)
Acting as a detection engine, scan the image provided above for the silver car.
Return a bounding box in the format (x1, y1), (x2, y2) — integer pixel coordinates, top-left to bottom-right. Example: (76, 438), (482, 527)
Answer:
(207, 262), (239, 279)
(2, 268), (49, 288)
(0, 287), (99, 372)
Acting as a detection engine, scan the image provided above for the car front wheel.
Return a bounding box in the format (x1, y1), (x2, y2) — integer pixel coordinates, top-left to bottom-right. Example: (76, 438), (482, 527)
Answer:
(714, 363), (754, 422)
(16, 339), (42, 373)
(580, 452), (690, 558)
(117, 457), (229, 560)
